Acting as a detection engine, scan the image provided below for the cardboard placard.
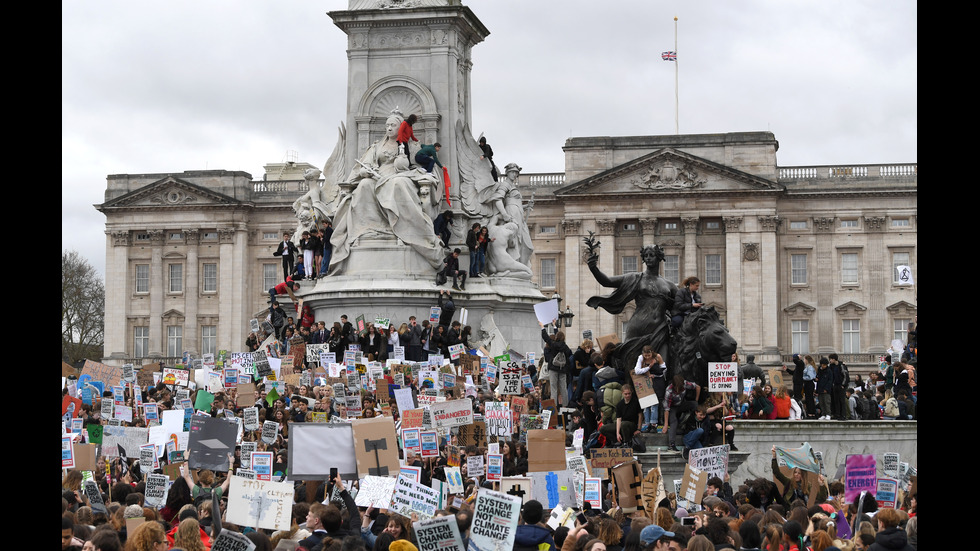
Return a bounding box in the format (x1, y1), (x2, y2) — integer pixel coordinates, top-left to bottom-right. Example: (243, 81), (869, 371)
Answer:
(687, 445), (730, 481)
(641, 467), (667, 520)
(80, 360), (123, 388)
(351, 416), (400, 478)
(594, 333), (621, 354)
(457, 421), (487, 449)
(768, 369), (784, 388)
(612, 461), (644, 511)
(527, 429), (567, 473)
(629, 369), (660, 409)
(72, 443), (98, 471)
(679, 463), (708, 505)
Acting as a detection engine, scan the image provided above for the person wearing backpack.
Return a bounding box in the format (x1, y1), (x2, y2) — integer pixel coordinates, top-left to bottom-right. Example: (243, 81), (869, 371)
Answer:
(829, 353), (849, 421)
(181, 455), (233, 508)
(540, 320), (574, 407)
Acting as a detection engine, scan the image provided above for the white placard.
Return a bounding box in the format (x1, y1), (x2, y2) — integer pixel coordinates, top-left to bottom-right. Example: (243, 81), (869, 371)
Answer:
(226, 476), (294, 531)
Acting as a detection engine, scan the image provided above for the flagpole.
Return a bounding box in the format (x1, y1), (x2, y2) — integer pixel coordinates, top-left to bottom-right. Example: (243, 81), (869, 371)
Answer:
(674, 16), (679, 134)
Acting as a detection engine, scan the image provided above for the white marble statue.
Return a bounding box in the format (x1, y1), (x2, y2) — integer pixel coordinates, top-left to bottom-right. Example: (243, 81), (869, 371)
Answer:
(455, 120), (534, 278)
(327, 111), (445, 274)
(291, 124), (347, 241)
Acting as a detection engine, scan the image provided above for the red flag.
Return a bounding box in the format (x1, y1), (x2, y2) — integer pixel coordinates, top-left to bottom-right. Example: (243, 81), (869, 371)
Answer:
(442, 166), (452, 206)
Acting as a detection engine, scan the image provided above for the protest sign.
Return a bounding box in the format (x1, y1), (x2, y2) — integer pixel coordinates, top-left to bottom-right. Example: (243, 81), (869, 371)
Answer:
(769, 369), (784, 388)
(355, 475), (398, 509)
(84, 479), (108, 515)
(497, 361), (522, 395)
(845, 454), (877, 504)
(420, 430), (439, 459)
(467, 455), (485, 477)
(73, 443), (97, 471)
(445, 466), (465, 494)
(528, 469), (578, 509)
(391, 474), (440, 519)
(400, 465), (422, 483)
(527, 429), (567, 472)
(162, 366), (190, 387)
(287, 423), (357, 481)
(402, 428), (422, 456)
(144, 473), (170, 509)
(414, 515), (465, 551)
(687, 445), (729, 481)
(401, 408), (424, 429)
(62, 436), (75, 468)
(80, 360), (123, 388)
(875, 477), (899, 508)
(429, 307), (441, 324)
(394, 388), (415, 413)
(261, 421), (278, 445)
(566, 453), (588, 474)
(584, 476), (602, 508)
(243, 407), (259, 431)
(469, 489), (521, 551)
(251, 451), (273, 481)
(457, 421), (487, 449)
(240, 442), (256, 470)
(114, 405), (134, 423)
(590, 448), (634, 476)
(431, 399), (474, 429)
(188, 416), (237, 471)
(533, 299), (560, 325)
(140, 443), (160, 471)
(487, 454), (503, 482)
(226, 476), (294, 531)
(629, 369), (660, 409)
(680, 463), (708, 505)
(883, 452), (900, 478)
(102, 426), (149, 457)
(211, 530), (257, 551)
(351, 416), (401, 478)
(641, 467), (667, 520)
(708, 362), (739, 392)
(594, 333), (621, 354)
(346, 395), (362, 418)
(484, 402), (512, 438)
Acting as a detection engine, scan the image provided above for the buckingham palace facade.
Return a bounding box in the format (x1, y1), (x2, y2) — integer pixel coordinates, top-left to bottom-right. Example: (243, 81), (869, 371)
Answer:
(97, 131), (915, 367)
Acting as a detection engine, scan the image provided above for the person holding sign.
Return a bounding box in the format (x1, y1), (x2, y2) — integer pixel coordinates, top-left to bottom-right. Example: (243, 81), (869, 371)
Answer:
(634, 345), (667, 433)
(663, 374), (700, 452)
(540, 320), (574, 407)
(181, 455), (233, 507)
(770, 446), (827, 505)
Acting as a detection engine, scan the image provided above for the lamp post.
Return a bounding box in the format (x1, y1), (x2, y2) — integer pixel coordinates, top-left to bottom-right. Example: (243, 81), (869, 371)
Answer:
(551, 292), (575, 329)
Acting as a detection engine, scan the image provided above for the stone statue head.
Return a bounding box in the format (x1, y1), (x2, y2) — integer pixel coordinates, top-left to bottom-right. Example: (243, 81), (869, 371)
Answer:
(504, 162), (522, 181)
(385, 113), (404, 139)
(640, 244), (665, 266)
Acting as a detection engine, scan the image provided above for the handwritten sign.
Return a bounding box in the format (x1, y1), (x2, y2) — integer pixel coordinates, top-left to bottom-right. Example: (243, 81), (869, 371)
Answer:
(226, 476), (294, 531)
(708, 362), (739, 392)
(687, 445), (729, 481)
(845, 454), (877, 504)
(430, 399), (474, 429)
(391, 474), (440, 520)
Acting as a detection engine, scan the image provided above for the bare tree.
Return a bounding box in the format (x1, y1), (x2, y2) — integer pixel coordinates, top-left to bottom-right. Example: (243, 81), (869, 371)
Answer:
(63, 250), (105, 364)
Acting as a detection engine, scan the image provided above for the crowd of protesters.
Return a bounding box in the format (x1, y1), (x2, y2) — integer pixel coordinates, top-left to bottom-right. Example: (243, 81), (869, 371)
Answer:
(63, 278), (917, 551)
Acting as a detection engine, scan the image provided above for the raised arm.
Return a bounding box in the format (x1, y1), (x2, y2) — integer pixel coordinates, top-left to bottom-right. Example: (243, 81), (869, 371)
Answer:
(587, 256), (625, 288)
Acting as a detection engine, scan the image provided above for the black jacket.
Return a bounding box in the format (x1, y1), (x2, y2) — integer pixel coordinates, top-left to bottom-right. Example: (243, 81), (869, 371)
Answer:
(672, 286), (702, 317)
(868, 527), (915, 551)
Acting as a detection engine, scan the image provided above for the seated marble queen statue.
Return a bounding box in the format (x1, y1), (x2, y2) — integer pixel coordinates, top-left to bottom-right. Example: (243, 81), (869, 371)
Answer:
(328, 110), (445, 275)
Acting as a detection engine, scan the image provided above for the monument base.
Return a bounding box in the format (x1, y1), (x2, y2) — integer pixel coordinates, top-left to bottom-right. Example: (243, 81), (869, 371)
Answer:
(301, 271), (547, 358)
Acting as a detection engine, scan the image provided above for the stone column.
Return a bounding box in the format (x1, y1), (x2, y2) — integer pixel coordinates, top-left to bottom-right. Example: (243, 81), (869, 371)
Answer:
(640, 218), (658, 246)
(148, 230), (164, 357)
(596, 219), (617, 336)
(864, 216), (888, 354)
(814, 218), (836, 354)
(757, 216), (782, 361)
(561, 219), (583, 337)
(682, 216), (700, 279)
(184, 230), (200, 356)
(218, 227), (243, 356)
(723, 217), (743, 347)
(104, 231), (131, 361)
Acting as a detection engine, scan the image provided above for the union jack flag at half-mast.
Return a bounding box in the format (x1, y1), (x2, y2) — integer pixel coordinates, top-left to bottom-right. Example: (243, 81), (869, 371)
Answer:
(662, 51), (677, 61)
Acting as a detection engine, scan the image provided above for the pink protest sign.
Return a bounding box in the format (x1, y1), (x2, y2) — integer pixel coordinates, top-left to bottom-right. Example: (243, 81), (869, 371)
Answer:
(844, 454), (876, 504)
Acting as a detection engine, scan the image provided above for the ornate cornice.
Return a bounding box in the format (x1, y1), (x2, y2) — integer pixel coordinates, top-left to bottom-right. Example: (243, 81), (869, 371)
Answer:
(863, 216), (887, 231)
(560, 219), (582, 236)
(758, 215), (782, 232)
(682, 217), (700, 233)
(639, 218), (658, 233)
(110, 231), (130, 247)
(723, 216), (743, 232)
(184, 229), (200, 246)
(783, 302), (816, 315)
(813, 217), (835, 232)
(596, 219), (616, 235)
(148, 230), (165, 246)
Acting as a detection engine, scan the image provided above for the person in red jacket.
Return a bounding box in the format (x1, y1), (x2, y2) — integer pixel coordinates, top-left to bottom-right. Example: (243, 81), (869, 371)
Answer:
(396, 113), (419, 157)
(269, 277), (300, 303)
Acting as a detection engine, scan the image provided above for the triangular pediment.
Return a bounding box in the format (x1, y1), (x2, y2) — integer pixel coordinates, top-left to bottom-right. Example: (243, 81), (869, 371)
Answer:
(834, 301), (867, 313)
(99, 176), (241, 209)
(783, 301), (816, 314)
(555, 148), (782, 196)
(885, 301), (917, 315)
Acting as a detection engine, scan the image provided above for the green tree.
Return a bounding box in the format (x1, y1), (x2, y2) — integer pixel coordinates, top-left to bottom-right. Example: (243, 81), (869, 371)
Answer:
(62, 250), (105, 364)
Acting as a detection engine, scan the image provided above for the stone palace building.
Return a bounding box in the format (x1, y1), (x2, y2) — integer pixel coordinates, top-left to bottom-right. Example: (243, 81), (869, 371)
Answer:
(96, 130), (916, 368)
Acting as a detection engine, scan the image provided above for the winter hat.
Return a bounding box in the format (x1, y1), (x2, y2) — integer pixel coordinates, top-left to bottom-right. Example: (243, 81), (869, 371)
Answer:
(522, 500), (544, 524)
(389, 541), (419, 551)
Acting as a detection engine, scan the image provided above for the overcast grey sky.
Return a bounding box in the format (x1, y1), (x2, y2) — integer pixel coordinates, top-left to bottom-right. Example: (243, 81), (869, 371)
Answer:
(62, 0), (916, 277)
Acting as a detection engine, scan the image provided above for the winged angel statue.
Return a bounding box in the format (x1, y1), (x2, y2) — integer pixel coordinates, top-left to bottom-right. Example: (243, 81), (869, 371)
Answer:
(455, 120), (534, 279)
(291, 123), (348, 238)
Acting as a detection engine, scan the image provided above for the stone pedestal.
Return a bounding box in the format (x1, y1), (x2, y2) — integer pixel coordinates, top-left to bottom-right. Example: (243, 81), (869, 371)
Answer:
(302, 272), (546, 356)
